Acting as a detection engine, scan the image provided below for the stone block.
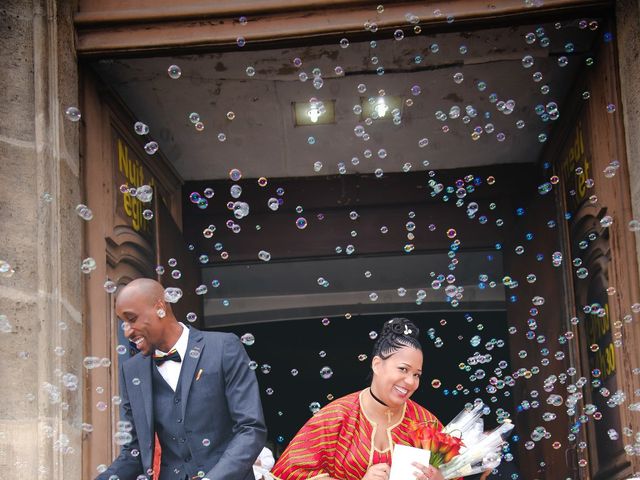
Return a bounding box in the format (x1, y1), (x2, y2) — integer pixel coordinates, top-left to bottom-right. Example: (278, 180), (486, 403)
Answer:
(58, 160), (83, 316)
(0, 419), (39, 477)
(0, 6), (35, 141)
(0, 140), (39, 291)
(0, 296), (39, 420)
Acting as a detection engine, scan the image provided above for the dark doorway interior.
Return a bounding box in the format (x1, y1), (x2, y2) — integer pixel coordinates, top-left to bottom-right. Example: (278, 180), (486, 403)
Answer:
(217, 310), (514, 459)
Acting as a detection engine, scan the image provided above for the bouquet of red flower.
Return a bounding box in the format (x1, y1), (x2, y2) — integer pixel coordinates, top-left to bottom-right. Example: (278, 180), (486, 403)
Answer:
(407, 402), (514, 479)
(409, 421), (465, 467)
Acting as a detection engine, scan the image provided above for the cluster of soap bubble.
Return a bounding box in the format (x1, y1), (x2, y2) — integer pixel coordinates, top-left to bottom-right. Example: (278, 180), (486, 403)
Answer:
(83, 356), (112, 370)
(38, 9), (640, 478)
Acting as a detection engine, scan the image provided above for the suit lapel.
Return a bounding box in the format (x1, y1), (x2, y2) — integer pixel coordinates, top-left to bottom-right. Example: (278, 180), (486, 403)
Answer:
(137, 354), (154, 437)
(180, 327), (205, 418)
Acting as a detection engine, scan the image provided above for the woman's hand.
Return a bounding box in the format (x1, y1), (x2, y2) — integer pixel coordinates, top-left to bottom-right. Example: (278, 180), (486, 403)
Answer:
(362, 463), (391, 480)
(411, 462), (445, 480)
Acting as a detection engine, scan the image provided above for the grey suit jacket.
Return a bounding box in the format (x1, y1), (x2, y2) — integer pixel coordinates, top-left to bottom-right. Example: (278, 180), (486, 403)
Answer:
(96, 327), (267, 480)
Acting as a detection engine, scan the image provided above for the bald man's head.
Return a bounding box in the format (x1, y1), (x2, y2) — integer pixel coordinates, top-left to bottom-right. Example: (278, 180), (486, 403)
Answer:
(116, 278), (178, 356)
(115, 278), (166, 310)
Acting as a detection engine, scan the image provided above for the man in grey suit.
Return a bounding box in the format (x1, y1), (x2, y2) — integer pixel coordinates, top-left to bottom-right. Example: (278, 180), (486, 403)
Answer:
(97, 278), (267, 480)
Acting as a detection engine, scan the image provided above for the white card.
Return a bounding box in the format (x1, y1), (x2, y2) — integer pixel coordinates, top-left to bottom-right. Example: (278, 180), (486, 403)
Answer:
(389, 444), (432, 480)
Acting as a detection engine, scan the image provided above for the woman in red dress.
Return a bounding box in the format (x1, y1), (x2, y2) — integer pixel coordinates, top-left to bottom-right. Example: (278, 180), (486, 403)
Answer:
(271, 318), (447, 480)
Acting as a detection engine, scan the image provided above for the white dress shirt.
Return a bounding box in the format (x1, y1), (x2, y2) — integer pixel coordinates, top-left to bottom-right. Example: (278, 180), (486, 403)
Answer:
(154, 322), (189, 391)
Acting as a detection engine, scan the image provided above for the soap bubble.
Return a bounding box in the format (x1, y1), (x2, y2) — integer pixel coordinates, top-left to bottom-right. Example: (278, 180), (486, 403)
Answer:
(320, 366), (333, 379)
(103, 280), (117, 294)
(230, 185), (242, 199)
(258, 250), (271, 262)
(136, 185), (153, 203)
(144, 142), (158, 155)
(81, 257), (97, 274)
(65, 107), (81, 122)
(134, 122), (149, 135)
(83, 356), (102, 370)
(0, 260), (15, 278)
(114, 431), (133, 445)
(522, 55), (534, 68)
(167, 65), (182, 79)
(267, 198), (279, 211)
(600, 216), (613, 227)
(75, 204), (94, 221)
(576, 268), (589, 279)
(164, 287), (183, 303)
(241, 333), (255, 346)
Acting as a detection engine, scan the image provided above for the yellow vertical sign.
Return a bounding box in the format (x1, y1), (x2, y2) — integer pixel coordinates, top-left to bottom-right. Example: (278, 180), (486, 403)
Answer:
(561, 122), (592, 211)
(116, 138), (155, 235)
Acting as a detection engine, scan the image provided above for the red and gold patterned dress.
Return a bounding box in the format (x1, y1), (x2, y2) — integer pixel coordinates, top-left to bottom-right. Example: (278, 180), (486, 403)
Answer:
(271, 390), (443, 480)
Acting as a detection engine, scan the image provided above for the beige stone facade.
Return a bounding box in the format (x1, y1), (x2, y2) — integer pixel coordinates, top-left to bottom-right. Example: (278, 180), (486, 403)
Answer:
(0, 0), (82, 478)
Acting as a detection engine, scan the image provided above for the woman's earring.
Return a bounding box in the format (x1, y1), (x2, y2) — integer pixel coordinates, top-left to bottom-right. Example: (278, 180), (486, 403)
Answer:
(157, 308), (166, 318)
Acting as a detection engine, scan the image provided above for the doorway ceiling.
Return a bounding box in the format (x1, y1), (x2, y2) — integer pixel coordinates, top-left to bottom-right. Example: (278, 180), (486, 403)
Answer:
(91, 17), (599, 180)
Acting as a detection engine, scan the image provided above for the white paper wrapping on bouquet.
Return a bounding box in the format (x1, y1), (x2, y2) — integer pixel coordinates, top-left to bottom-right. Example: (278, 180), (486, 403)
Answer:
(442, 402), (486, 439)
(437, 402), (514, 479)
(390, 444), (432, 480)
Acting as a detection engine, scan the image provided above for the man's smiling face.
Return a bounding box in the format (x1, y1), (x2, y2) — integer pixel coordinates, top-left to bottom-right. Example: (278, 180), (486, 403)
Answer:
(116, 289), (166, 356)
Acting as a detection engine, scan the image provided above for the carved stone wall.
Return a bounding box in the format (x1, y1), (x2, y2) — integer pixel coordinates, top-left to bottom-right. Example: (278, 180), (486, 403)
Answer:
(0, 0), (82, 479)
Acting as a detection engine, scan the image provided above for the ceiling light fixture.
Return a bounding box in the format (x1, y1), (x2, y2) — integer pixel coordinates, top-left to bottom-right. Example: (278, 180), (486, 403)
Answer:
(361, 96), (403, 121)
(293, 99), (336, 126)
(374, 97), (389, 118)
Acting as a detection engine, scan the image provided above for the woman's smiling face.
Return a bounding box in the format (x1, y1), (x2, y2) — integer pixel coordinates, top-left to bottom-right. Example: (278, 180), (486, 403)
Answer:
(371, 346), (423, 408)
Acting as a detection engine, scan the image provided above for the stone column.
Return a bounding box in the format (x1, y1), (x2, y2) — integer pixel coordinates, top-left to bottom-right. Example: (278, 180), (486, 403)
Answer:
(617, 0), (640, 279)
(0, 0), (82, 478)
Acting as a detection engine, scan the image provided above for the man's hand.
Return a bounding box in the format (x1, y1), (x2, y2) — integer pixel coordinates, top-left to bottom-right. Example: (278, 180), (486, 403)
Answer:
(362, 463), (391, 480)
